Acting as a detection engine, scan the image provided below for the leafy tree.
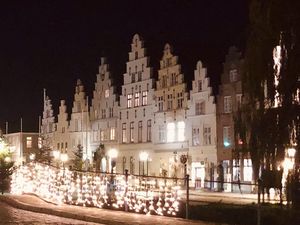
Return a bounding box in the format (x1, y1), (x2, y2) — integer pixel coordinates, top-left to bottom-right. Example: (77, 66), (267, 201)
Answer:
(236, 0), (300, 181)
(73, 144), (83, 170)
(0, 136), (14, 194)
(94, 143), (105, 172)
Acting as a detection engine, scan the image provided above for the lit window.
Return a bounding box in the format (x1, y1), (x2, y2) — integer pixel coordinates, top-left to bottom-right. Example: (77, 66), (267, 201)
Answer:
(233, 159), (240, 181)
(223, 126), (231, 147)
(177, 121), (185, 141)
(138, 71), (142, 81)
(109, 108), (113, 117)
(224, 96), (232, 113)
(158, 125), (166, 143)
(130, 156), (134, 174)
(102, 109), (106, 119)
(110, 127), (115, 140)
(105, 89), (109, 98)
(134, 92), (140, 107)
(171, 73), (176, 86)
(147, 120), (151, 142)
(203, 126), (211, 145)
(243, 159), (253, 182)
(26, 137), (32, 148)
(127, 94), (133, 108)
(167, 122), (175, 142)
(138, 121), (142, 142)
(195, 102), (205, 115)
(236, 94), (242, 109)
(122, 123), (127, 143)
(130, 122), (134, 142)
(142, 91), (148, 106)
(229, 69), (238, 82)
(167, 94), (173, 110)
(100, 130), (104, 141)
(177, 92), (183, 108)
(158, 96), (163, 111)
(38, 137), (42, 149)
(192, 128), (200, 146)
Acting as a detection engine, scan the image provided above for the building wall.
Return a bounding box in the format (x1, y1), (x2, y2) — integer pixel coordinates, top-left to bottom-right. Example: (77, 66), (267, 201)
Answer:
(216, 46), (250, 192)
(4, 132), (40, 164)
(187, 60), (217, 188)
(118, 34), (155, 175)
(39, 37), (252, 190)
(152, 43), (189, 178)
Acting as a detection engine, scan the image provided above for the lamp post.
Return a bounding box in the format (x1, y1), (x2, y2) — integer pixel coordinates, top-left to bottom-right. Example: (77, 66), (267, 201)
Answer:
(139, 151), (149, 176)
(29, 153), (35, 161)
(60, 152), (68, 179)
(53, 150), (61, 168)
(60, 153), (68, 169)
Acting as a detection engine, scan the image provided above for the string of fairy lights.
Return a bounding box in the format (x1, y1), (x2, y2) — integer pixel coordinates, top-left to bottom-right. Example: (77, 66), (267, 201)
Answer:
(11, 162), (182, 216)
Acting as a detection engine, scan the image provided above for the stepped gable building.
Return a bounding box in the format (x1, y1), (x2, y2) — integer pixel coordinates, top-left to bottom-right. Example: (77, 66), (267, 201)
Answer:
(39, 36), (255, 192)
(68, 79), (90, 160)
(90, 57), (119, 171)
(217, 46), (252, 192)
(118, 34), (155, 175)
(153, 43), (189, 178)
(187, 60), (217, 188)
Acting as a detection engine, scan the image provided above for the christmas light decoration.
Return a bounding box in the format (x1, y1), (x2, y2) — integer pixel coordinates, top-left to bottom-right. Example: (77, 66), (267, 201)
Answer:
(11, 162), (182, 217)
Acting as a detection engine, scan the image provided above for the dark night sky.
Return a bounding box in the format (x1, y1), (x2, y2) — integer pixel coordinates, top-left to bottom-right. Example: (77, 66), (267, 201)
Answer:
(0, 0), (248, 132)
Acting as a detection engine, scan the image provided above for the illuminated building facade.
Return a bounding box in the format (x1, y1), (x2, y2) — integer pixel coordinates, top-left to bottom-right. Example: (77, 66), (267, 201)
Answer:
(187, 61), (217, 188)
(118, 34), (155, 175)
(39, 36), (255, 191)
(89, 57), (119, 172)
(216, 47), (253, 192)
(152, 44), (189, 178)
(4, 132), (40, 164)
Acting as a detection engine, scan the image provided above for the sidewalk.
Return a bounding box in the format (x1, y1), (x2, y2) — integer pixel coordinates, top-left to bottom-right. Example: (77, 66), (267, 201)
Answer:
(0, 194), (213, 225)
(185, 189), (281, 205)
(187, 190), (258, 204)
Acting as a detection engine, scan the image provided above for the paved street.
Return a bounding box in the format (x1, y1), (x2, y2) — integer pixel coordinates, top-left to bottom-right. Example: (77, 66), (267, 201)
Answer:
(0, 194), (220, 225)
(0, 202), (101, 225)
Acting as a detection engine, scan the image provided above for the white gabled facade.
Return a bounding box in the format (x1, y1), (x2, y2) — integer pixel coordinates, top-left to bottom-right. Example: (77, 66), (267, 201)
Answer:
(153, 44), (189, 178)
(39, 34), (236, 189)
(55, 100), (70, 156)
(68, 79), (90, 161)
(118, 34), (155, 175)
(187, 60), (217, 188)
(90, 57), (119, 171)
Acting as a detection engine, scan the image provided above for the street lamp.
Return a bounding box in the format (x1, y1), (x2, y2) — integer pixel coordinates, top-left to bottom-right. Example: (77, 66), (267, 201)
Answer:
(53, 150), (60, 167)
(29, 153), (35, 161)
(60, 153), (68, 169)
(139, 151), (149, 176)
